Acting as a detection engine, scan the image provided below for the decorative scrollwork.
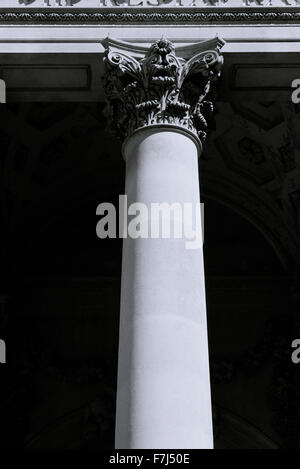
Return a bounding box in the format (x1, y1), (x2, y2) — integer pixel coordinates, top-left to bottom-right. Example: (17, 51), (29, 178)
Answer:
(102, 36), (224, 143)
(1, 11), (300, 25)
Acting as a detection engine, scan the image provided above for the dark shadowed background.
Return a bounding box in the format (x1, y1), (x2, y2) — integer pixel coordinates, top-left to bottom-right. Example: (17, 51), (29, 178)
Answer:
(0, 102), (300, 449)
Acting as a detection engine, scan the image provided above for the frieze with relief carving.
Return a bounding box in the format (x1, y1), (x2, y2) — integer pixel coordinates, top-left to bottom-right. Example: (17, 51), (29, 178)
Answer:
(1, 0), (300, 24)
(6, 0), (300, 7)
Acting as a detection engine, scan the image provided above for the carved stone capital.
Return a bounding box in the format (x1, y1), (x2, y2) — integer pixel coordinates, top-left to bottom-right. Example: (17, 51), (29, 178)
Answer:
(102, 36), (224, 144)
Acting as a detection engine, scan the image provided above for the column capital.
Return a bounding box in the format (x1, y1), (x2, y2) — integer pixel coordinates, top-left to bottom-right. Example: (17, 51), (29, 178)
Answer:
(102, 37), (225, 146)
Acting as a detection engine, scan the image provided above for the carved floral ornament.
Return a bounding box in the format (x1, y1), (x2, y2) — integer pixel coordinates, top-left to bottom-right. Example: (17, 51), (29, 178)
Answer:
(2, 1), (300, 23)
(102, 37), (224, 144)
(10, 1), (300, 7)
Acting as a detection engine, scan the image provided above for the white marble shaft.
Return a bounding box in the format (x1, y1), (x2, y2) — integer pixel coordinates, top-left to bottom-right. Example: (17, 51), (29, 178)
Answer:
(115, 129), (213, 449)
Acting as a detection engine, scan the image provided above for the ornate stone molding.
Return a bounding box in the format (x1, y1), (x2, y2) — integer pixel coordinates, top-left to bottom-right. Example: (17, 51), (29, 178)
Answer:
(1, 9), (300, 24)
(102, 37), (224, 143)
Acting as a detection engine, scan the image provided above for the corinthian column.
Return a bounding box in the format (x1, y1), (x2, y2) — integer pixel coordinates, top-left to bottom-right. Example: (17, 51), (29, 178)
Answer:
(102, 36), (224, 449)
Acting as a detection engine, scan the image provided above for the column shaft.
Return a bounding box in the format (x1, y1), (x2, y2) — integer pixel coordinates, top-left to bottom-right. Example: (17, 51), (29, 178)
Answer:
(115, 128), (213, 449)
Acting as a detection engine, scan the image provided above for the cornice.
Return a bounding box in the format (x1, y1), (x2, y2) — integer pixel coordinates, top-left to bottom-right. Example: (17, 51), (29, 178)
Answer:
(1, 8), (300, 25)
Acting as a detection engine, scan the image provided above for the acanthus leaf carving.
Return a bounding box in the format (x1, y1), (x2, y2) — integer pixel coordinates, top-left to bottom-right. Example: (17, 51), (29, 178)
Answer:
(102, 36), (224, 143)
